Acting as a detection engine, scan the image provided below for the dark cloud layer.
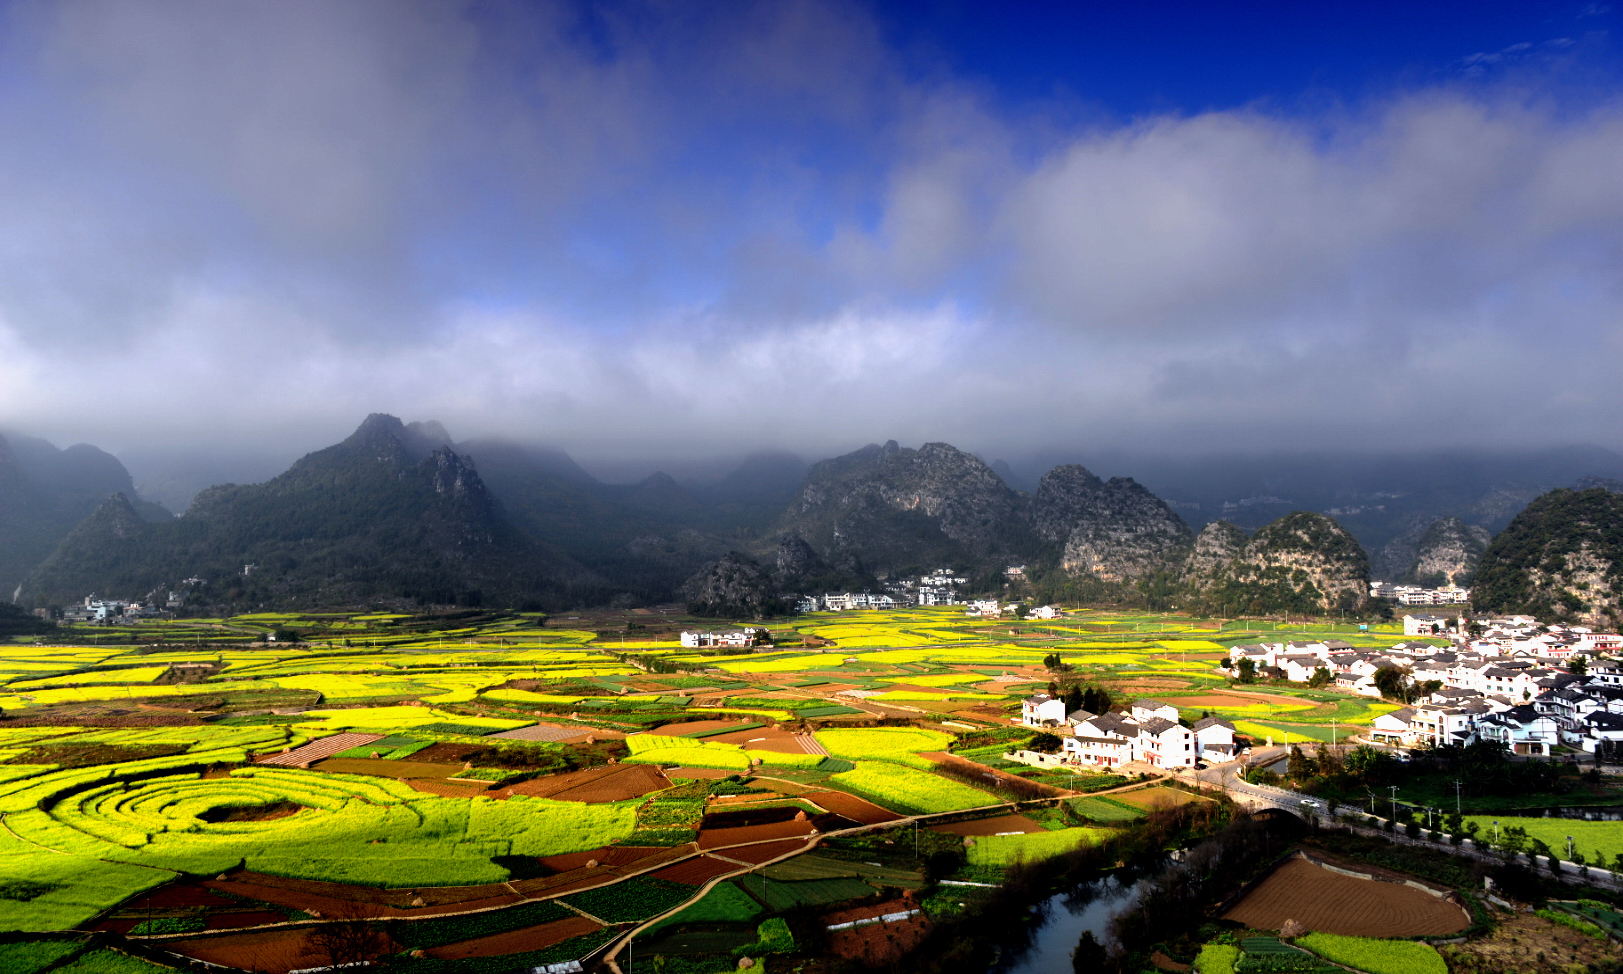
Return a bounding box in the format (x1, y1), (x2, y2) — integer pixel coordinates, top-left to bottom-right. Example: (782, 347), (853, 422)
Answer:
(1, 0), (1621, 471)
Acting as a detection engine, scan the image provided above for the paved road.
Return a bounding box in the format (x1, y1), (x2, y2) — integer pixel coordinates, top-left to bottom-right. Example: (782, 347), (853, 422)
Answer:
(1173, 755), (1623, 894)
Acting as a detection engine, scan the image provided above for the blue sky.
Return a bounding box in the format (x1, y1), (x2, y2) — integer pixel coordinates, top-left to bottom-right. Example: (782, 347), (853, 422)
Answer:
(0, 0), (1621, 477)
(878, 2), (1620, 114)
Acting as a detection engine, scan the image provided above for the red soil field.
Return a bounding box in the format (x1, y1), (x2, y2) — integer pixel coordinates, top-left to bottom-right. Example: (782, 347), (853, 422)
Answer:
(1222, 856), (1470, 937)
(801, 791), (902, 825)
(696, 819), (817, 849)
(119, 882), (234, 910)
(649, 855), (742, 885)
(703, 728), (807, 753)
(642, 720), (753, 736)
(401, 778), (492, 798)
(666, 767), (732, 779)
(822, 897), (930, 964)
(537, 845), (675, 872)
(929, 814), (1047, 836)
(507, 763), (669, 802)
(167, 927), (365, 974)
(312, 757), (459, 778)
(202, 871), (520, 918)
(206, 910), (287, 929)
(488, 723), (625, 743)
(712, 792), (784, 805)
(424, 916), (602, 960)
(710, 838), (814, 864)
(256, 733), (382, 767)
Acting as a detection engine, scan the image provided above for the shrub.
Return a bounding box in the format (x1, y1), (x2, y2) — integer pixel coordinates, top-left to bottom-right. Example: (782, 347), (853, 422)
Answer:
(1536, 908), (1606, 938)
(1195, 943), (1240, 974)
(1296, 932), (1447, 974)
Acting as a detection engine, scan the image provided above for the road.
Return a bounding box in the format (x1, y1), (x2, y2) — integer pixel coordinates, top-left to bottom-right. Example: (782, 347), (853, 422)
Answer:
(1173, 752), (1623, 895)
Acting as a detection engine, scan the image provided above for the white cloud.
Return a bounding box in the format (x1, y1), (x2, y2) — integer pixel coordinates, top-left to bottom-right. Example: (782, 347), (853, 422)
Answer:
(0, 1), (1621, 465)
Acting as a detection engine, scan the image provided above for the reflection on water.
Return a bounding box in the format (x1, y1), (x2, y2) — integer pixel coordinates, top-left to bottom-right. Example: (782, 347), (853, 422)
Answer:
(992, 866), (1159, 974)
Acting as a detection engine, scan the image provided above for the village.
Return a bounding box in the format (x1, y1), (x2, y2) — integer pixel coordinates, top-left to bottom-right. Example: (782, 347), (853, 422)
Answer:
(1015, 610), (1623, 778)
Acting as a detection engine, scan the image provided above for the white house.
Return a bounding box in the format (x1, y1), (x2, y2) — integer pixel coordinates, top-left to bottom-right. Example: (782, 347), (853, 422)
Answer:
(1028, 605), (1062, 620)
(1136, 716), (1196, 768)
(1192, 716), (1237, 762)
(1369, 707), (1415, 744)
(1021, 693), (1068, 728)
(966, 600), (1002, 618)
(1063, 712), (1140, 768)
(1404, 614), (1450, 636)
(1278, 655), (1326, 683)
(1129, 699), (1181, 723)
(1476, 705), (1558, 755)
(680, 628), (769, 649)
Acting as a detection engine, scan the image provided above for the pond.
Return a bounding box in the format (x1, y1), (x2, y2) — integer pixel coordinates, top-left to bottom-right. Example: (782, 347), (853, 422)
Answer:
(992, 866), (1160, 973)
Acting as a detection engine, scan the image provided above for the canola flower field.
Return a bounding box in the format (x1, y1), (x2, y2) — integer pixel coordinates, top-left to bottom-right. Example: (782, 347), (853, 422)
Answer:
(0, 603), (1425, 936)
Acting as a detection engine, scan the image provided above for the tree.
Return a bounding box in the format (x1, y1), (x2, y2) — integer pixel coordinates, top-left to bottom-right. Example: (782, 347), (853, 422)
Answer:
(1372, 665), (1414, 702)
(301, 907), (387, 969)
(1236, 658), (1256, 684)
(1569, 654), (1589, 676)
(1030, 732), (1063, 754)
(1307, 667), (1333, 688)
(1286, 744), (1315, 781)
(1072, 930), (1107, 973)
(1064, 685), (1084, 714)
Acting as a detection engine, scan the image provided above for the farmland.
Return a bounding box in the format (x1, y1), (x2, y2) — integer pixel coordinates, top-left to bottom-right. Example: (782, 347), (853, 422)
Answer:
(0, 603), (1457, 971)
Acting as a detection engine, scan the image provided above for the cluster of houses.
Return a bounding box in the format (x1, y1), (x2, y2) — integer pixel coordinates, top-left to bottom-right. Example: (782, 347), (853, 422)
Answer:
(793, 593), (899, 613)
(678, 628), (771, 649)
(1369, 582), (1471, 605)
(1019, 695), (1233, 770)
(61, 596), (165, 624)
(964, 600), (1062, 619)
(1227, 616), (1623, 757)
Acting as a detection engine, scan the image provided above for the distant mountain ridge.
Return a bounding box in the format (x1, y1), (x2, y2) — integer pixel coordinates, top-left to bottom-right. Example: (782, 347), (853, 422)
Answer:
(0, 432), (169, 600)
(1472, 487), (1623, 626)
(23, 417), (1623, 617)
(20, 415), (598, 610)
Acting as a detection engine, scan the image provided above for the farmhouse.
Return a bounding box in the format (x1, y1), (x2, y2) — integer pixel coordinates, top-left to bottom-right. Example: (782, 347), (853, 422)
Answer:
(1403, 613), (1450, 636)
(1475, 705), (1558, 755)
(1020, 693), (1067, 728)
(1192, 715), (1237, 761)
(680, 628), (769, 648)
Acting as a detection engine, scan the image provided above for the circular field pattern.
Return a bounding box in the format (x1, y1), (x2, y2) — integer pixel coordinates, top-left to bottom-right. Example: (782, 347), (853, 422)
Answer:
(9, 765), (639, 888)
(1222, 856), (1470, 937)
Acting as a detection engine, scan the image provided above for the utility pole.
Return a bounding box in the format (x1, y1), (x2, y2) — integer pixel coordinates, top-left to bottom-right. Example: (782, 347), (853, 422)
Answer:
(1454, 778), (1461, 816)
(1389, 785), (1399, 823)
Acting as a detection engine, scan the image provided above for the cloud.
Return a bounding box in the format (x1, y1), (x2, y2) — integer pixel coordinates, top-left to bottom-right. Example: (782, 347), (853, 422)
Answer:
(0, 0), (1621, 468)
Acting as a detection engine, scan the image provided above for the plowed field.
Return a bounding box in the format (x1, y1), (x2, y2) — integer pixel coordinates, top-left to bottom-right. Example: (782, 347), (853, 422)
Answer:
(712, 838), (814, 864)
(929, 814), (1046, 836)
(800, 791), (900, 825)
(424, 916), (601, 959)
(696, 819), (817, 849)
(507, 763), (669, 802)
(1222, 857), (1470, 937)
(650, 855), (743, 885)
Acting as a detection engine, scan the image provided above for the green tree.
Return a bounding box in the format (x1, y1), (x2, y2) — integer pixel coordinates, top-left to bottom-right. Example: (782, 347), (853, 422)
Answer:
(1307, 666), (1333, 688)
(1236, 658), (1256, 684)
(1072, 931), (1107, 973)
(1569, 654), (1589, 676)
(1286, 744), (1315, 781)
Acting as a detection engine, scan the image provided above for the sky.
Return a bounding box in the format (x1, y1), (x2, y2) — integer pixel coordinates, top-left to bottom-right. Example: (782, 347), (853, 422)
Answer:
(1, 0), (1622, 482)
